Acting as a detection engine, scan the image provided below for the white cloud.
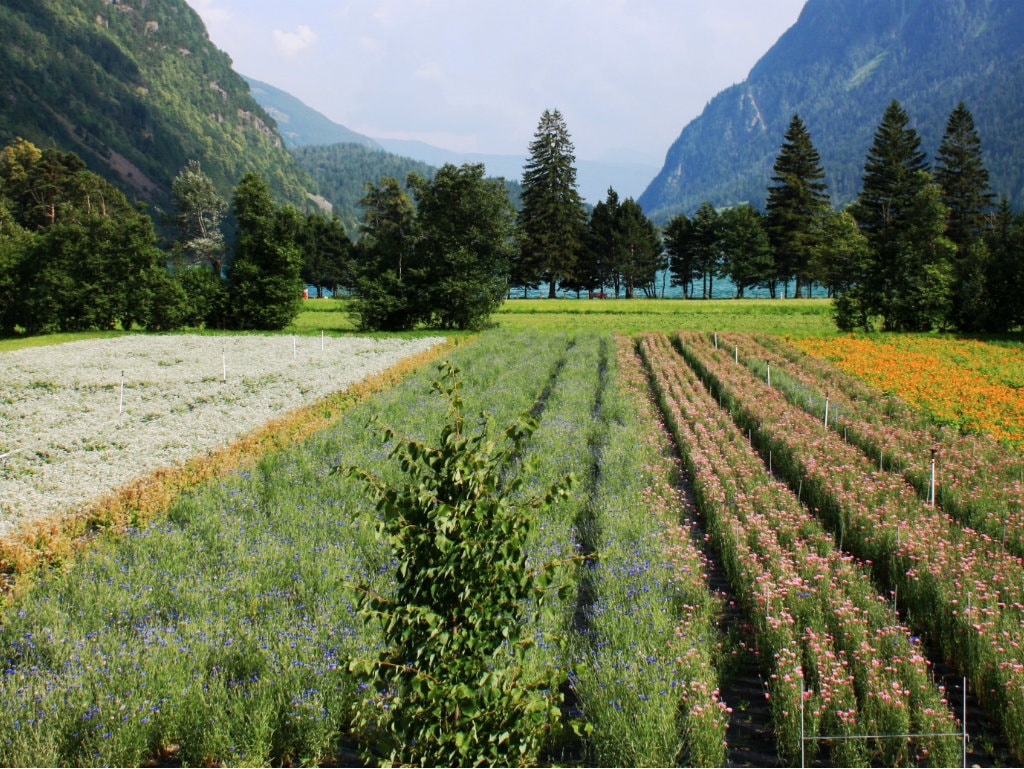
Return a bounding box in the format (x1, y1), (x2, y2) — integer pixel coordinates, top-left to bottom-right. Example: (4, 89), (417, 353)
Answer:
(272, 25), (318, 57)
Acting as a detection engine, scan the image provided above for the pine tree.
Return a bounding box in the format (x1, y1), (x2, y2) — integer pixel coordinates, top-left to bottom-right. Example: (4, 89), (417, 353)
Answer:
(517, 109), (586, 298)
(935, 103), (994, 249)
(850, 100), (934, 330)
(935, 102), (996, 330)
(227, 172), (304, 331)
(765, 114), (831, 298)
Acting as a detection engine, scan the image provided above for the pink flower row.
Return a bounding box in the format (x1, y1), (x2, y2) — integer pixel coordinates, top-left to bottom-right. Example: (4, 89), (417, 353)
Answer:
(733, 332), (1024, 558)
(673, 330), (1024, 763)
(638, 333), (958, 766)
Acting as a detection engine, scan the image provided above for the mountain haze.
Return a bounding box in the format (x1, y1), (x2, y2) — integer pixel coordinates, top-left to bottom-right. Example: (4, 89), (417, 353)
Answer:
(244, 80), (657, 204)
(0, 0), (313, 207)
(640, 0), (1024, 220)
(242, 76), (381, 150)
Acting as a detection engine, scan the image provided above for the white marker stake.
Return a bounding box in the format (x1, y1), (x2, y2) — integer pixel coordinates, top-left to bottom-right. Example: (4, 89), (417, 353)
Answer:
(824, 397), (830, 428)
(119, 370), (125, 414)
(766, 363), (771, 388)
(293, 336), (297, 360)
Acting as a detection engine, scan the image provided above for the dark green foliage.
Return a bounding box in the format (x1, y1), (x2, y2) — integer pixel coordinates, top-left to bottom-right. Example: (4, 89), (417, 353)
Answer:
(983, 201), (1024, 331)
(349, 177), (419, 331)
(639, 0), (1024, 219)
(0, 0), (313, 209)
(346, 364), (572, 767)
(579, 189), (663, 298)
(935, 103), (996, 331)
(351, 166), (516, 331)
(517, 110), (587, 298)
(226, 173), (304, 331)
(845, 102), (945, 331)
(0, 139), (177, 333)
(664, 212), (697, 298)
(408, 164), (516, 330)
(690, 202), (724, 299)
(291, 143), (435, 234)
(718, 206), (774, 298)
(765, 115), (831, 298)
(297, 212), (352, 298)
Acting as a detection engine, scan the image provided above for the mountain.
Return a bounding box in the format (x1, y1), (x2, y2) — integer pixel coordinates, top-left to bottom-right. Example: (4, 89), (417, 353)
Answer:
(639, 0), (1024, 221)
(0, 0), (313, 208)
(243, 80), (656, 205)
(242, 76), (381, 150)
(375, 139), (658, 206)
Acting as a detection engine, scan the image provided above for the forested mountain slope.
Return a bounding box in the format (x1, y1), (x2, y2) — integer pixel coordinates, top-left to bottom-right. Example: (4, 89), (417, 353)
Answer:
(639, 0), (1024, 220)
(0, 0), (313, 207)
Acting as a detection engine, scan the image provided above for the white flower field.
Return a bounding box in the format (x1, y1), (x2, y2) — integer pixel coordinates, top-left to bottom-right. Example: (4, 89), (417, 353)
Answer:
(0, 333), (443, 537)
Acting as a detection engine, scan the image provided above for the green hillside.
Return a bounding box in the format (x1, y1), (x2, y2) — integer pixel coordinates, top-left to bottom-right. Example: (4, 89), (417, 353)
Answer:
(639, 0), (1024, 220)
(0, 0), (314, 207)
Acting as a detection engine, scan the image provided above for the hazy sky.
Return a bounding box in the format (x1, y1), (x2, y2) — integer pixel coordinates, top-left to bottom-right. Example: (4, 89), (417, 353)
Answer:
(186, 1), (807, 164)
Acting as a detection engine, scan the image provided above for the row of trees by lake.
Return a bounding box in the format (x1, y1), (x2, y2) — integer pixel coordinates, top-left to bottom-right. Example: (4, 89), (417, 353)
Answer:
(2, 101), (1023, 334)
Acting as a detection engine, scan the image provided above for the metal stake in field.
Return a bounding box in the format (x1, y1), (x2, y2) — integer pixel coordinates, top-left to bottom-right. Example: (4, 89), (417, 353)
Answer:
(321, 330), (325, 352)
(119, 370), (125, 414)
(222, 349), (227, 382)
(766, 362), (771, 388)
(824, 395), (830, 428)
(929, 447), (938, 507)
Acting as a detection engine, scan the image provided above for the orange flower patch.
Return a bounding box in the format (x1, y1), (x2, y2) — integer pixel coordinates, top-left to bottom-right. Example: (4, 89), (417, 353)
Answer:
(793, 336), (1024, 449)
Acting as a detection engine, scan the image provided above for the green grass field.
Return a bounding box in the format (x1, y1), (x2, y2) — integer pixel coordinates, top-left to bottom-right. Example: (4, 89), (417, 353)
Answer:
(0, 298), (837, 353)
(289, 296), (838, 337)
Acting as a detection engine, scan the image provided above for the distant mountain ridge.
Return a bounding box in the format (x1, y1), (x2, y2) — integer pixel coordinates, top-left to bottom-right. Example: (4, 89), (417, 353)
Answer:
(245, 82), (658, 204)
(639, 0), (1024, 220)
(0, 0), (313, 208)
(242, 76), (381, 150)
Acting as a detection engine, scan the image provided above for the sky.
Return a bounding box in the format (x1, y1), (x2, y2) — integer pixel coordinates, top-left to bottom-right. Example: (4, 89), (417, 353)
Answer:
(186, 1), (807, 164)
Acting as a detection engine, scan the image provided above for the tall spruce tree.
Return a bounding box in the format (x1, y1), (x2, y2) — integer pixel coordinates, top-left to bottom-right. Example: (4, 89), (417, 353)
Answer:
(935, 102), (995, 330)
(849, 100), (933, 330)
(765, 114), (831, 298)
(935, 103), (994, 249)
(227, 172), (304, 331)
(517, 109), (586, 298)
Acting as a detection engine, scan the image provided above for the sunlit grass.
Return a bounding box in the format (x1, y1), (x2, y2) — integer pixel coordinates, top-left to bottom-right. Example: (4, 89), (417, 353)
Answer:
(495, 297), (837, 336)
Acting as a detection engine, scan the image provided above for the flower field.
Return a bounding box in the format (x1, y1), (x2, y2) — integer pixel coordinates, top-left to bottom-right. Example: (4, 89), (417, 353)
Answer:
(0, 334), (443, 538)
(0, 326), (1020, 766)
(792, 335), (1024, 448)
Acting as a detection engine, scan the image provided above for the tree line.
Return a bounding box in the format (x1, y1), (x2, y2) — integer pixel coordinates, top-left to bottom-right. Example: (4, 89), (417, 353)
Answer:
(3, 101), (1023, 336)
(658, 102), (1024, 332)
(0, 139), (347, 335)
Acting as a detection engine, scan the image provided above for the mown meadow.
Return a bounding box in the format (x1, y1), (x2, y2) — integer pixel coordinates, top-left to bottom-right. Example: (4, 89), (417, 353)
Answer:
(0, 298), (1022, 766)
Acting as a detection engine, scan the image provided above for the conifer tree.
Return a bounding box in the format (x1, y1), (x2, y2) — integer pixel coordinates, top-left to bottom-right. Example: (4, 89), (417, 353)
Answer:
(849, 100), (934, 330)
(227, 172), (304, 330)
(935, 102), (995, 330)
(517, 109), (586, 298)
(765, 114), (831, 298)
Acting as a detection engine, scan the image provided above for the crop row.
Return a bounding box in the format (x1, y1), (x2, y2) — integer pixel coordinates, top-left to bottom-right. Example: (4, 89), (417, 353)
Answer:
(0, 330), (728, 767)
(726, 332), (1024, 559)
(638, 332), (959, 766)
(673, 330), (1024, 762)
